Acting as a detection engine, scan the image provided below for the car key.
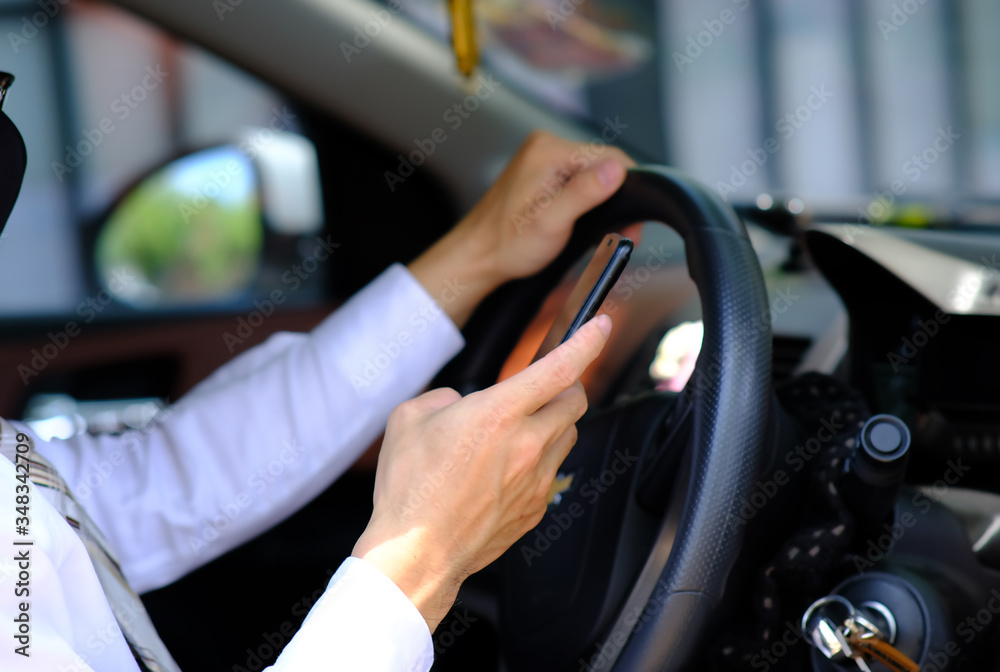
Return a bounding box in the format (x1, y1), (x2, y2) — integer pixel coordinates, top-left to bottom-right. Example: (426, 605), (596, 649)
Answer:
(809, 616), (855, 660)
(803, 596), (871, 669)
(803, 595), (919, 672)
(842, 602), (919, 671)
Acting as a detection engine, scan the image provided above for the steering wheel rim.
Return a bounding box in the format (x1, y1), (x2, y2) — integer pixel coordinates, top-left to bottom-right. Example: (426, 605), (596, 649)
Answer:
(437, 166), (773, 671)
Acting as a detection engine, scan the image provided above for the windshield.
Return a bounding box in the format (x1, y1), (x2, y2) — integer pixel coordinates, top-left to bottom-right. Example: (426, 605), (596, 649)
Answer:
(396, 0), (1000, 221)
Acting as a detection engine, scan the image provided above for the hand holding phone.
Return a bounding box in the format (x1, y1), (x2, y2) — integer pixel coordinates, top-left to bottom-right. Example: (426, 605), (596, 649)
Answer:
(533, 233), (633, 362)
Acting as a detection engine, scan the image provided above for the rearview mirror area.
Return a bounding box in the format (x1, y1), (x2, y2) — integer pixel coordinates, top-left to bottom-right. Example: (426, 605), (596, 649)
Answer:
(95, 146), (264, 308)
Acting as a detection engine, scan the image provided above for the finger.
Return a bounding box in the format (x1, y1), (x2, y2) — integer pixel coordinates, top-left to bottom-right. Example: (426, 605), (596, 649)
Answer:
(529, 381), (588, 443)
(575, 145), (636, 171)
(538, 424), (579, 477)
(518, 131), (633, 189)
(494, 315), (611, 414)
(521, 131), (635, 175)
(546, 155), (631, 226)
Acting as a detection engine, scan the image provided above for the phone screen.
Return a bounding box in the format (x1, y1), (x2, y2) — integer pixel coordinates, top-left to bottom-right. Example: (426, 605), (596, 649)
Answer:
(533, 233), (633, 362)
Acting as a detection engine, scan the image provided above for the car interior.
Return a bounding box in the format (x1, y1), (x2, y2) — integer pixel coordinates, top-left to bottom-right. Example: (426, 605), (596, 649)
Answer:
(1, 0), (1000, 670)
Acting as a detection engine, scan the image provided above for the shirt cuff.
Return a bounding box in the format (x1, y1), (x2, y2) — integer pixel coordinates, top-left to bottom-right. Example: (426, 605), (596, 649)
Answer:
(310, 263), (465, 401)
(271, 557), (434, 672)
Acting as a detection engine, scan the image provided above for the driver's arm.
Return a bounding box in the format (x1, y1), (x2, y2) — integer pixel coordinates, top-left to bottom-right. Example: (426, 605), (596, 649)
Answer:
(0, 132), (630, 671)
(33, 261), (466, 593)
(37, 131), (632, 594)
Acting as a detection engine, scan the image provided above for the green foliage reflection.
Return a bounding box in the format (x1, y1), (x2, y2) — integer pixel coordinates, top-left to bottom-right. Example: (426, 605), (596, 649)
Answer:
(96, 148), (263, 307)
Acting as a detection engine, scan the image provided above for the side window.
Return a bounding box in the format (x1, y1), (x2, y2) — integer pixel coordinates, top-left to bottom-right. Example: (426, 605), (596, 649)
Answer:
(0, 0), (324, 316)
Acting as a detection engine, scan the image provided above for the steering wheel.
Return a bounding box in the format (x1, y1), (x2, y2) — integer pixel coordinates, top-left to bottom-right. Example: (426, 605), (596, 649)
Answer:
(437, 166), (773, 671)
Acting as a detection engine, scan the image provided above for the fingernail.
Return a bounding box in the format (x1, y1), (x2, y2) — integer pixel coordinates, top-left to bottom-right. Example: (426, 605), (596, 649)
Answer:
(596, 160), (623, 188)
(594, 314), (612, 337)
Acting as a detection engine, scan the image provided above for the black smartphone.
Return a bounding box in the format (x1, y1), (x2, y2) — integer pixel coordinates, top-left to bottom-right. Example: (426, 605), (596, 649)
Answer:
(532, 233), (633, 362)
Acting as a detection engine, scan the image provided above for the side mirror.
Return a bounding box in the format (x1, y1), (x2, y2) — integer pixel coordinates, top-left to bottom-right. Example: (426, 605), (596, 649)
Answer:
(95, 146), (264, 308)
(94, 131), (323, 309)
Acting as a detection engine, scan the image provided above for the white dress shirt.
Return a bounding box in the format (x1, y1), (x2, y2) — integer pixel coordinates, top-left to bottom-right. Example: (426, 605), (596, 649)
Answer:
(0, 263), (465, 671)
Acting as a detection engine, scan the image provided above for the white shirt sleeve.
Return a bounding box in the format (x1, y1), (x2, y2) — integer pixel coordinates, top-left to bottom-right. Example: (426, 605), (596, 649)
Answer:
(0, 263), (462, 671)
(270, 557), (434, 671)
(39, 262), (464, 594)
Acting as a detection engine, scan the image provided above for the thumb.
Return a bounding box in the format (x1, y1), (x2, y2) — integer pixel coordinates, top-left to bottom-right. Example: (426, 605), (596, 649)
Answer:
(548, 159), (628, 224)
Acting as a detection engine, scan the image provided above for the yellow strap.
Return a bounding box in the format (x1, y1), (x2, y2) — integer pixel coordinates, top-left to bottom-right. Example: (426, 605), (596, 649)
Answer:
(449, 0), (478, 77)
(848, 633), (920, 672)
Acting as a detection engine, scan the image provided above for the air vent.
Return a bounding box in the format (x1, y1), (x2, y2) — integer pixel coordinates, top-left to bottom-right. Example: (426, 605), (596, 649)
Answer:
(772, 336), (812, 382)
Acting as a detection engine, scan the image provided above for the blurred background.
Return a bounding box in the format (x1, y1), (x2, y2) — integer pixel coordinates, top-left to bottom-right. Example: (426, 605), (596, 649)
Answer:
(0, 0), (997, 317)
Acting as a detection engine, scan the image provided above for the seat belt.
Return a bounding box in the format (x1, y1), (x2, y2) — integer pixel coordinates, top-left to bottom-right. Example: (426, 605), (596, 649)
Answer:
(0, 72), (27, 233)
